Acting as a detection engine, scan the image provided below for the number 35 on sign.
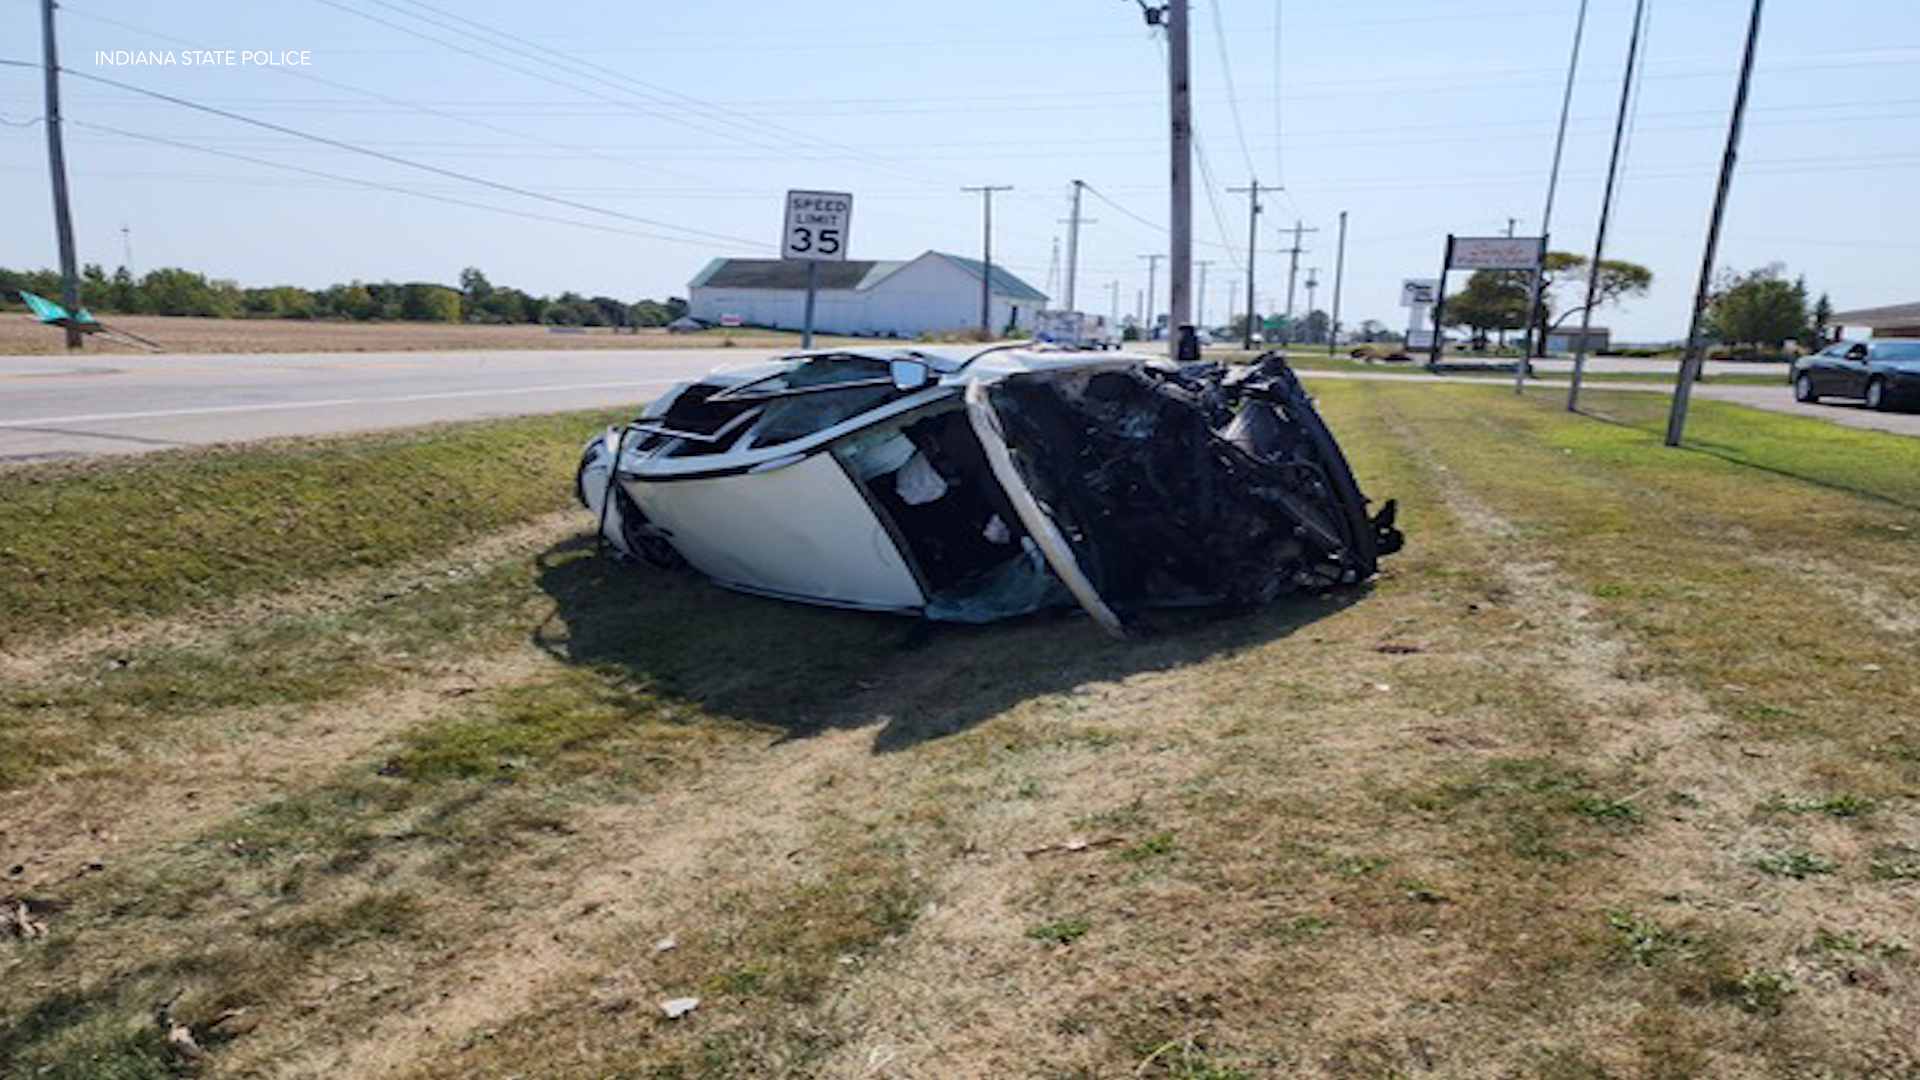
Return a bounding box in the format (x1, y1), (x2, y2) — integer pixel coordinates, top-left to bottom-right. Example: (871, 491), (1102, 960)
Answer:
(782, 190), (853, 262)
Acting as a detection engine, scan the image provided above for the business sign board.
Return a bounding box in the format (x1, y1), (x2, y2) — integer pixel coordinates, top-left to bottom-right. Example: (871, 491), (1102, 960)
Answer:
(1448, 236), (1543, 271)
(782, 190), (853, 262)
(1401, 279), (1440, 307)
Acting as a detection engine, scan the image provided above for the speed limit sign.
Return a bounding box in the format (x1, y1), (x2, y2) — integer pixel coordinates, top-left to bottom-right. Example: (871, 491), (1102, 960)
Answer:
(782, 190), (852, 262)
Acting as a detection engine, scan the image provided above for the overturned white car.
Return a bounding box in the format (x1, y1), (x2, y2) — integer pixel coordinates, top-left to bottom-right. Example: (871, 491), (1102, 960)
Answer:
(575, 345), (1401, 637)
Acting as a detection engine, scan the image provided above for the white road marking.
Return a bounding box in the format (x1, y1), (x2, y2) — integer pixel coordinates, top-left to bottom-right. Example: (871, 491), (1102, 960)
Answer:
(0, 378), (683, 429)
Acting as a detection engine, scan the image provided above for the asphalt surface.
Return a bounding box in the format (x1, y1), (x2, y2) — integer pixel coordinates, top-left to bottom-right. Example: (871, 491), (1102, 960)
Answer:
(4, 347), (1918, 464)
(0, 347), (789, 463)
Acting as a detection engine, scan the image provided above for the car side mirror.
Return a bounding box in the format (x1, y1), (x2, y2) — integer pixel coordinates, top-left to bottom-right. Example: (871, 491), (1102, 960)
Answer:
(890, 359), (931, 392)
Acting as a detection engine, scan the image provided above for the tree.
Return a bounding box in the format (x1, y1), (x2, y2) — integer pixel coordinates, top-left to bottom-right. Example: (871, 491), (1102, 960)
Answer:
(1541, 251), (1653, 332)
(1806, 292), (1834, 350)
(1705, 265), (1809, 351)
(1443, 270), (1531, 342)
(1296, 309), (1331, 345)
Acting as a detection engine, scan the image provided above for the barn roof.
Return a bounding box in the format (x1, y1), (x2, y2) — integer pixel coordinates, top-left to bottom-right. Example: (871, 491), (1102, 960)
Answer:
(689, 251), (1045, 302)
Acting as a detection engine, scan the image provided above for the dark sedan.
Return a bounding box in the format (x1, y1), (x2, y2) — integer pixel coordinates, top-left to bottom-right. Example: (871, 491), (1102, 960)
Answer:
(1792, 340), (1920, 411)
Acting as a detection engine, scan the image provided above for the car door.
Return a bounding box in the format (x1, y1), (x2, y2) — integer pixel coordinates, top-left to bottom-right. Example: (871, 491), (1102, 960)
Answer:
(1835, 343), (1872, 398)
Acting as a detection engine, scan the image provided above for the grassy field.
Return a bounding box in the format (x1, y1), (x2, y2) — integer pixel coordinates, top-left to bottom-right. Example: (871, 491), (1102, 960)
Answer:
(0, 315), (865, 356)
(3, 386), (1919, 1078)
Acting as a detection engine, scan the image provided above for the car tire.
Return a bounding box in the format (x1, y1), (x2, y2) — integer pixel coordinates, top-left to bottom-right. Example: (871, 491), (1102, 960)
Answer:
(1866, 376), (1891, 411)
(1793, 373), (1818, 403)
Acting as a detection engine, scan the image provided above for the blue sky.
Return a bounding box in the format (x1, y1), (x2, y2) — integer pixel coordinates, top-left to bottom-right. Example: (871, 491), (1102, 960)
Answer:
(2, 0), (1915, 339)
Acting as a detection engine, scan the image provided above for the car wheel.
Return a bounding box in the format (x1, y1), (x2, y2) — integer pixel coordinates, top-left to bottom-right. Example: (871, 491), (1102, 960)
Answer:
(1866, 376), (1891, 411)
(1793, 373), (1818, 403)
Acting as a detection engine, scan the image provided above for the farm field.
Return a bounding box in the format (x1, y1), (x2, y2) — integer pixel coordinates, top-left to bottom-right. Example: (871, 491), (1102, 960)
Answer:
(3, 385), (1920, 1078)
(0, 314), (862, 356)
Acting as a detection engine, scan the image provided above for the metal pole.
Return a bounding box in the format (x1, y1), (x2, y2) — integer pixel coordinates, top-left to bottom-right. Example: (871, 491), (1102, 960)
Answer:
(1526, 0), (1592, 374)
(1567, 0), (1648, 412)
(1168, 0), (1198, 360)
(1429, 236), (1454, 369)
(1065, 179), (1085, 313)
(42, 0), (81, 349)
(1140, 254), (1162, 340)
(1305, 268), (1320, 342)
(1229, 181), (1261, 349)
(963, 184), (1012, 339)
(1329, 211), (1348, 356)
(1667, 0), (1767, 447)
(1196, 260), (1212, 333)
(802, 260), (818, 348)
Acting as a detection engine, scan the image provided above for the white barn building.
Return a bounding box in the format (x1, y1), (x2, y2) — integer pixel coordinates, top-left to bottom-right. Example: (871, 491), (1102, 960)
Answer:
(687, 250), (1047, 338)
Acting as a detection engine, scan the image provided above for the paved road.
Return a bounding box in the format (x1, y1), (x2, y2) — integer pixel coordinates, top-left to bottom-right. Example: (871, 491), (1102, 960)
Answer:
(1298, 368), (1920, 438)
(4, 347), (1917, 464)
(0, 348), (790, 463)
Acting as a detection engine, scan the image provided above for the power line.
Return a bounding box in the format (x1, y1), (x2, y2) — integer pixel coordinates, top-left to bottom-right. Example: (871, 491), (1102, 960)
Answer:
(58, 67), (763, 248)
(67, 119), (728, 247)
(323, 0), (955, 186)
(1204, 0), (1258, 182)
(58, 1), (742, 192)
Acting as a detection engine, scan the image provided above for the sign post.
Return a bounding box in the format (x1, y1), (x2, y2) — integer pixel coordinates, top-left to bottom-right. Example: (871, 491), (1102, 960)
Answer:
(781, 189), (853, 348)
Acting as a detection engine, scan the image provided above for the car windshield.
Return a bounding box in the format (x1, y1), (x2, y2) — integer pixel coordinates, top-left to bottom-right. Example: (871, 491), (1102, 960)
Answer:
(1874, 342), (1920, 362)
(735, 355), (900, 445)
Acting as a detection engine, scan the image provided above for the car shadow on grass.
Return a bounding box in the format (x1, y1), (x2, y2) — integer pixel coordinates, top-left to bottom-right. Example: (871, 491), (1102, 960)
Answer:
(530, 534), (1368, 754)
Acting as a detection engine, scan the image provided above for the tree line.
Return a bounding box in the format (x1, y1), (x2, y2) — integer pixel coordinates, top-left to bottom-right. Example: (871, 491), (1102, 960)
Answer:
(1443, 252), (1833, 353)
(0, 264), (687, 329)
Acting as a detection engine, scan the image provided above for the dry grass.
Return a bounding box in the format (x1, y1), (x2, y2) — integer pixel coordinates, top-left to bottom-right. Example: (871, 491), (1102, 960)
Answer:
(0, 315), (861, 356)
(5, 384), (1920, 1078)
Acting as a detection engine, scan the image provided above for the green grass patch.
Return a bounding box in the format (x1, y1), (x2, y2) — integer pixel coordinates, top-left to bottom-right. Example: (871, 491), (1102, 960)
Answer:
(0, 407), (625, 645)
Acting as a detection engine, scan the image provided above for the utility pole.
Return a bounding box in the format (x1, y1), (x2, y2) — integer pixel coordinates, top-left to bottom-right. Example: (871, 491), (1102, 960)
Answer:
(1523, 0), (1593, 384)
(1505, 217), (1519, 237)
(41, 0), (81, 349)
(1108, 279), (1121, 328)
(1329, 211), (1348, 356)
(1166, 0), (1197, 359)
(1061, 179), (1092, 313)
(1227, 181), (1263, 349)
(1667, 0), (1767, 447)
(1195, 260), (1213, 332)
(1283, 219), (1319, 344)
(962, 184), (1012, 339)
(1567, 0), (1649, 412)
(1139, 254), (1163, 340)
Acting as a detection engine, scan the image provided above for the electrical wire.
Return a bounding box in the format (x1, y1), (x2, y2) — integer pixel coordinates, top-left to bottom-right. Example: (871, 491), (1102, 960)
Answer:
(58, 67), (765, 248)
(57, 1), (746, 192)
(66, 119), (744, 248)
(322, 0), (955, 186)
(1205, 0), (1259, 183)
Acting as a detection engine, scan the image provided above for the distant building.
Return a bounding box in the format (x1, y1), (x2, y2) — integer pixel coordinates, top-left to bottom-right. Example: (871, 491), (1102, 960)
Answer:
(1544, 326), (1611, 354)
(1832, 302), (1920, 339)
(687, 251), (1047, 338)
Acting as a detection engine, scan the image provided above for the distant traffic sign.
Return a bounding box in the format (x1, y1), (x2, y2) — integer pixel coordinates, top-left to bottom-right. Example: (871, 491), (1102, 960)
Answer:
(782, 190), (853, 262)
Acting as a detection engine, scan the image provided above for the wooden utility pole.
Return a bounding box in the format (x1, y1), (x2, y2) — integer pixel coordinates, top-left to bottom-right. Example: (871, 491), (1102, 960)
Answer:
(963, 185), (1012, 339)
(1282, 220), (1318, 344)
(1668, 0), (1768, 447)
(1062, 180), (1089, 313)
(42, 0), (81, 349)
(1227, 181), (1263, 349)
(1166, 0), (1197, 358)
